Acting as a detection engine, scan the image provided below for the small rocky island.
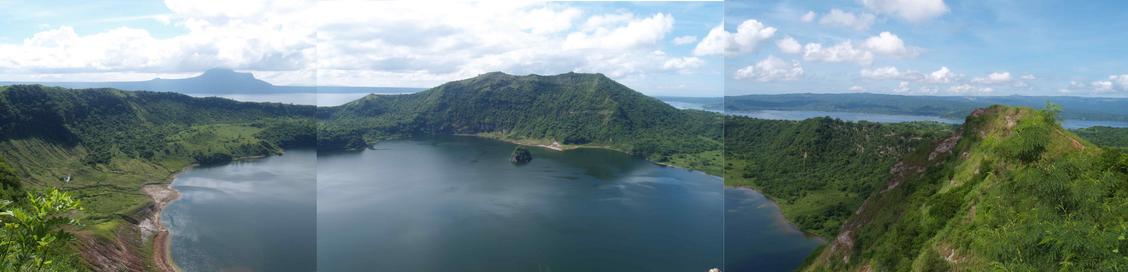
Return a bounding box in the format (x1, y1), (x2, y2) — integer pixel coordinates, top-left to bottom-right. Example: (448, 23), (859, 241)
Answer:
(510, 147), (532, 164)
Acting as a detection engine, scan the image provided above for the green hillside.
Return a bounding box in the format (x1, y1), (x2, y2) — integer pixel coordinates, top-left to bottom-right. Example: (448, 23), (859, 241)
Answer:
(0, 85), (315, 270)
(319, 72), (724, 174)
(803, 105), (1128, 271)
(724, 117), (953, 237)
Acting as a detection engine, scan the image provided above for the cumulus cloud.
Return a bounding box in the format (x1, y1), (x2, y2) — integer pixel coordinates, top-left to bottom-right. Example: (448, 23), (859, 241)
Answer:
(673, 35), (698, 45)
(563, 13), (673, 50)
(819, 9), (875, 31)
(849, 85), (864, 91)
(776, 36), (801, 54)
(862, 32), (918, 57)
(948, 84), (993, 94)
(862, 0), (949, 22)
(802, 41), (874, 65)
(860, 66), (903, 80)
(733, 55), (804, 81)
(1092, 74), (1128, 92)
(926, 66), (957, 83)
(662, 57), (704, 72)
(694, 19), (776, 56)
(971, 71), (1012, 84)
(0, 0), (317, 84)
(801, 11), (816, 22)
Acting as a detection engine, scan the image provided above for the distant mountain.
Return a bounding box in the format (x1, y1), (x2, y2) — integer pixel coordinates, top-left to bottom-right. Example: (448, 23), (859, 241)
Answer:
(318, 71), (723, 173)
(725, 93), (1128, 121)
(803, 105), (1128, 271)
(0, 68), (422, 95)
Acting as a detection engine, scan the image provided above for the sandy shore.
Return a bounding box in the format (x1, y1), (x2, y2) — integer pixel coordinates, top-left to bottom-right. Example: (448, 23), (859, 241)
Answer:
(141, 183), (182, 272)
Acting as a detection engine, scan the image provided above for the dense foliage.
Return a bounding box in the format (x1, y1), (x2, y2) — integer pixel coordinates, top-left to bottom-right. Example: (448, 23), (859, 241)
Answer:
(1, 189), (85, 271)
(725, 93), (1128, 121)
(724, 116), (953, 237)
(805, 105), (1128, 271)
(319, 72), (723, 174)
(1073, 126), (1128, 150)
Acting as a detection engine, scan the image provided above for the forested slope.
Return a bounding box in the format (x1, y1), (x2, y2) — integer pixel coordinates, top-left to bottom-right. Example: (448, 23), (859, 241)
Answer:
(724, 117), (953, 237)
(319, 72), (724, 174)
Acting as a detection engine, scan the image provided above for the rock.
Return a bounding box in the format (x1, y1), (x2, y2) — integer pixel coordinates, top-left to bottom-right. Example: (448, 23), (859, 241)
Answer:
(510, 147), (532, 164)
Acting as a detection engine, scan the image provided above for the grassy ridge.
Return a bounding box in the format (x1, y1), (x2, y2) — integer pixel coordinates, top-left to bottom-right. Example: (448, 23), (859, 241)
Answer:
(804, 105), (1128, 271)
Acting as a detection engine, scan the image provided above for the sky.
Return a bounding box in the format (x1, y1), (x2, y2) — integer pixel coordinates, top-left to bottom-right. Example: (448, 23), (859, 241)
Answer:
(4, 1), (1127, 97)
(0, 0), (723, 97)
(724, 0), (1128, 97)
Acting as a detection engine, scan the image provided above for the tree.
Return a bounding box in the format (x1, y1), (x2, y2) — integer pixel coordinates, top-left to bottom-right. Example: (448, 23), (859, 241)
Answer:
(1, 189), (84, 271)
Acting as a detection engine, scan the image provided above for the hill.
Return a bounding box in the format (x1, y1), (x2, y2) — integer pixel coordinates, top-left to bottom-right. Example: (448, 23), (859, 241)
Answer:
(803, 105), (1128, 271)
(319, 72), (724, 174)
(725, 93), (1128, 122)
(724, 117), (953, 237)
(0, 84), (316, 269)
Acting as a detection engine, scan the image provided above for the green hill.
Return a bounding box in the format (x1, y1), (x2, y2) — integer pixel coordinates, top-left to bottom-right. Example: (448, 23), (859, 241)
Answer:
(803, 105), (1128, 271)
(0, 85), (315, 269)
(724, 117), (953, 237)
(319, 72), (723, 174)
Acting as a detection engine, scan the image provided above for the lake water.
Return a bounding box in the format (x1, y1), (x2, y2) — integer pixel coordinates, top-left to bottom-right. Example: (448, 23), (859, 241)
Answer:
(161, 150), (317, 271)
(316, 136), (729, 271)
(724, 188), (823, 271)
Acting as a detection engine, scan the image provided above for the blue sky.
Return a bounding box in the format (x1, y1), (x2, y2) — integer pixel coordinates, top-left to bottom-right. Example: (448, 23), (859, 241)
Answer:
(725, 0), (1128, 97)
(0, 1), (723, 96)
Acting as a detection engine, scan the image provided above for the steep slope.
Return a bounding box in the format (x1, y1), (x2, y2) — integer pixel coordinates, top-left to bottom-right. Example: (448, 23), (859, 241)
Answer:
(724, 117), (953, 237)
(804, 105), (1128, 271)
(320, 72), (723, 173)
(0, 85), (316, 270)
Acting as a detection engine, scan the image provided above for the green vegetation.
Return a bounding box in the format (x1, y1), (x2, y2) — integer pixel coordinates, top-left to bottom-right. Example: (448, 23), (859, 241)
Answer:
(1, 189), (85, 271)
(805, 105), (1128, 271)
(319, 72), (723, 174)
(1073, 126), (1128, 150)
(510, 147), (532, 164)
(724, 116), (953, 237)
(0, 85), (315, 269)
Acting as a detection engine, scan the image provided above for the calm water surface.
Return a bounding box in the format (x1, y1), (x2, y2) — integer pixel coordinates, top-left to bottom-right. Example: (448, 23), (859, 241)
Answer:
(162, 150), (317, 271)
(317, 136), (727, 271)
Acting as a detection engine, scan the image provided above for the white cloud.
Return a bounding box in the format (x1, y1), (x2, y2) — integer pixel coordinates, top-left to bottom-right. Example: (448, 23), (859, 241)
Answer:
(1092, 74), (1128, 92)
(926, 66), (956, 83)
(802, 41), (873, 65)
(819, 9), (875, 31)
(0, 0), (316, 84)
(862, 32), (918, 57)
(315, 2), (710, 88)
(972, 71), (1012, 84)
(893, 81), (910, 92)
(1092, 81), (1114, 92)
(849, 85), (864, 91)
(948, 84), (993, 94)
(662, 57), (704, 72)
(862, 0), (949, 22)
(1020, 74), (1036, 80)
(673, 35), (698, 45)
(860, 66), (903, 80)
(733, 55), (804, 81)
(801, 11), (816, 22)
(563, 13), (674, 50)
(776, 36), (801, 54)
(693, 19), (776, 56)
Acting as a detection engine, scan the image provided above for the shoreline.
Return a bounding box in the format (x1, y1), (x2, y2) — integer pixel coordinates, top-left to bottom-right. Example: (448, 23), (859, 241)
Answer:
(139, 154), (274, 272)
(141, 181), (182, 272)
